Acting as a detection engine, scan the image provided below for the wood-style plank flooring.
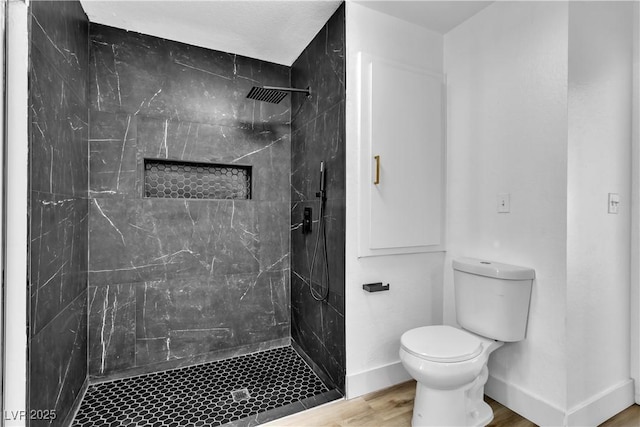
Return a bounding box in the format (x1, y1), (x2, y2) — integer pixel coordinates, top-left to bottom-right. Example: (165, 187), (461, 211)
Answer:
(265, 381), (640, 427)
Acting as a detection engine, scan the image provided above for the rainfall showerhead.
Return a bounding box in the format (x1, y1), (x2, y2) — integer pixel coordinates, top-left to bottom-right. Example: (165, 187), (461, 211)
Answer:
(246, 86), (311, 104)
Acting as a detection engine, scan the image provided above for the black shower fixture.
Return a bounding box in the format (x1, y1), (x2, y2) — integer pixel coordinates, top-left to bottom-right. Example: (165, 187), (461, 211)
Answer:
(246, 86), (311, 104)
(308, 161), (330, 302)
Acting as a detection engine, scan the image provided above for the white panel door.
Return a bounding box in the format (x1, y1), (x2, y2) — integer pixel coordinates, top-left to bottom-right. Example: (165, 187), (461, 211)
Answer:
(358, 52), (444, 257)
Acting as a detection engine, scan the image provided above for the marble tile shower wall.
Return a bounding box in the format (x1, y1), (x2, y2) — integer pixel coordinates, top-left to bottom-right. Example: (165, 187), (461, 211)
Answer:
(88, 24), (291, 378)
(29, 1), (89, 425)
(290, 4), (346, 392)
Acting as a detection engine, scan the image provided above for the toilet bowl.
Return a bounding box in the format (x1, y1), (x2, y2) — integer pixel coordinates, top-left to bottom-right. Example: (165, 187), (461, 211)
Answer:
(399, 258), (535, 427)
(400, 325), (503, 426)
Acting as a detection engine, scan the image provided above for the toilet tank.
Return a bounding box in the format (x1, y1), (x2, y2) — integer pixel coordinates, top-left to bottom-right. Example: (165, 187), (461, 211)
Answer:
(453, 257), (535, 342)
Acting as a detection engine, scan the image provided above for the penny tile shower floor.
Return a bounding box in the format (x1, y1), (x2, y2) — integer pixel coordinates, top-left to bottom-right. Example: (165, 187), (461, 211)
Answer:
(72, 346), (330, 427)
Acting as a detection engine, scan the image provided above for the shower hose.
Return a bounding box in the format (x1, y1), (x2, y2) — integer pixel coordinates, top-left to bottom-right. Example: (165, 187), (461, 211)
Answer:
(308, 198), (330, 301)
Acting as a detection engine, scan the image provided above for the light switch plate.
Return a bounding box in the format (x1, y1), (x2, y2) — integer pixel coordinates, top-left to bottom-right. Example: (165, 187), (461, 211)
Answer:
(497, 193), (510, 213)
(608, 193), (619, 214)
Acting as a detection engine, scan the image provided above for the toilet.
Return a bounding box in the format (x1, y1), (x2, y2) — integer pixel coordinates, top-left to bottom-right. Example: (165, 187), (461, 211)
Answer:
(400, 257), (535, 427)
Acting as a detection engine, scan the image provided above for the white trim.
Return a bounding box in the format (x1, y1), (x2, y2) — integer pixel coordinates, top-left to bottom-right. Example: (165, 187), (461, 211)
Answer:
(631, 0), (640, 407)
(345, 360), (411, 399)
(485, 374), (565, 427)
(0, 0), (6, 419)
(4, 0), (29, 426)
(487, 375), (634, 427)
(566, 379), (634, 427)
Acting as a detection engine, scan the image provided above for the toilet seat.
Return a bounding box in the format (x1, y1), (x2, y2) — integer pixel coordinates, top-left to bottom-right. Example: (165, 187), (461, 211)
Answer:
(401, 325), (483, 363)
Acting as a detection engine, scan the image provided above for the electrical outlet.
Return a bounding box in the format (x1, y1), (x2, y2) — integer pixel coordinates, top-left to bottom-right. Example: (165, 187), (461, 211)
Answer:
(497, 193), (510, 213)
(608, 193), (619, 214)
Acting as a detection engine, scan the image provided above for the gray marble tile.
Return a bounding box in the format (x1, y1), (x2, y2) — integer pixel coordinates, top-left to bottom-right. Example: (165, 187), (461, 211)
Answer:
(89, 24), (290, 128)
(257, 202), (291, 271)
(134, 272), (289, 366)
(324, 197), (346, 298)
(291, 339), (336, 389)
(90, 26), (169, 117)
(88, 198), (260, 285)
(29, 1), (90, 423)
(137, 116), (290, 202)
(292, 102), (345, 202)
(91, 337), (290, 381)
(289, 3), (345, 393)
(291, 289), (345, 391)
(89, 111), (138, 197)
(88, 284), (136, 376)
(134, 276), (235, 344)
(291, 3), (345, 127)
(31, 0), (89, 102)
(290, 124), (309, 202)
(87, 22), (295, 377)
(323, 102), (346, 202)
(291, 200), (342, 294)
(30, 45), (88, 198)
(30, 191), (88, 336)
(29, 292), (87, 427)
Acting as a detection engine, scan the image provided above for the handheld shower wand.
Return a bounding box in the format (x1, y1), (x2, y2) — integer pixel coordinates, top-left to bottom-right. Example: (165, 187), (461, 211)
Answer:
(309, 161), (330, 301)
(316, 161), (326, 201)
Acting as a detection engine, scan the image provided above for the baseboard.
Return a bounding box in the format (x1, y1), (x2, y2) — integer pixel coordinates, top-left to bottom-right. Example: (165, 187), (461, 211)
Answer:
(345, 361), (411, 399)
(485, 374), (566, 426)
(487, 375), (635, 427)
(566, 379), (634, 426)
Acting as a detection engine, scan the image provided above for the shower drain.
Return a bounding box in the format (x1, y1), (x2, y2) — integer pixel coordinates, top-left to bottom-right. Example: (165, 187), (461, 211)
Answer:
(231, 388), (251, 402)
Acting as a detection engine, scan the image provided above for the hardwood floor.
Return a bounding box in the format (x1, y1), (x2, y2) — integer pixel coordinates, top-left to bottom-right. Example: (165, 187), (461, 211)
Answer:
(600, 404), (640, 427)
(265, 381), (640, 427)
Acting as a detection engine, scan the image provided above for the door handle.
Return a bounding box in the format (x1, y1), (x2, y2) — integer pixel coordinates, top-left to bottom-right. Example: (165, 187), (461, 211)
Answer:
(374, 155), (380, 185)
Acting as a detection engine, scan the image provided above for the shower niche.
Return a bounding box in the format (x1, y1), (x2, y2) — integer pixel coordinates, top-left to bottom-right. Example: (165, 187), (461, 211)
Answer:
(143, 158), (252, 200)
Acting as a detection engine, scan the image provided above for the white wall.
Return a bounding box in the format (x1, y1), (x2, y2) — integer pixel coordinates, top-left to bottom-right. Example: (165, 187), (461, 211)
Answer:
(445, 2), (635, 425)
(566, 2), (634, 422)
(444, 0), (570, 421)
(344, 2), (445, 398)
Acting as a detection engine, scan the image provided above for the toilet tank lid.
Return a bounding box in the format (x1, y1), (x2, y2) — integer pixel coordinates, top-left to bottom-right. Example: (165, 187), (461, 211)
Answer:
(453, 257), (535, 280)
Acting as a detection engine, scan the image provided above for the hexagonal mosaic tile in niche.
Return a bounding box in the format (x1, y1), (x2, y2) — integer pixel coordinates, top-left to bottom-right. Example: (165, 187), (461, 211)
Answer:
(144, 159), (251, 200)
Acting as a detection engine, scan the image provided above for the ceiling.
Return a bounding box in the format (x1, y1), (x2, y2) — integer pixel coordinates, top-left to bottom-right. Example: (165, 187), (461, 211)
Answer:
(355, 1), (493, 34)
(80, 0), (493, 66)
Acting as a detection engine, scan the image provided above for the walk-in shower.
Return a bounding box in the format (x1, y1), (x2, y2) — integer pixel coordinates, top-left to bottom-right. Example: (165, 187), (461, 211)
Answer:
(29, 1), (345, 425)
